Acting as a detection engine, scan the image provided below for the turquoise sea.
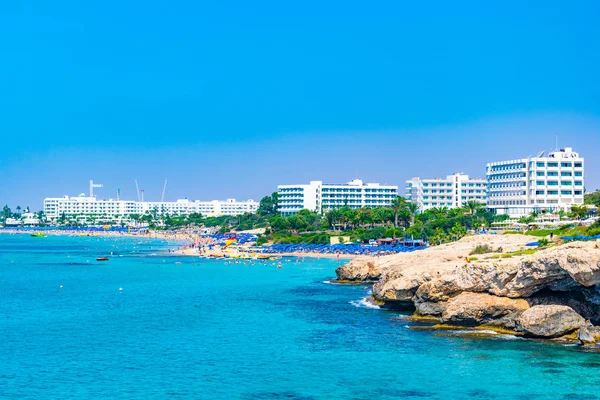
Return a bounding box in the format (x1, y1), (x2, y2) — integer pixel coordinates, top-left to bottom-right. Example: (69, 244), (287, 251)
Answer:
(1, 234), (599, 399)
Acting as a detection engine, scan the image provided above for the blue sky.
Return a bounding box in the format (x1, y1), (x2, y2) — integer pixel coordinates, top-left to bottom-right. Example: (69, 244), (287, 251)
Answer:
(1, 1), (599, 209)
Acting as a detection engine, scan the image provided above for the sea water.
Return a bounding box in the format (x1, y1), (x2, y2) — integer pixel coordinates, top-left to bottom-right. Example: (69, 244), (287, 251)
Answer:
(1, 234), (599, 399)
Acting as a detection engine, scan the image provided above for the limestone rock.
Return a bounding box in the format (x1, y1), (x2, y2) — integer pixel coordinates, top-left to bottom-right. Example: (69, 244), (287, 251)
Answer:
(415, 300), (447, 317)
(526, 289), (600, 325)
(518, 305), (585, 338)
(441, 292), (529, 328)
(578, 321), (596, 346)
(335, 257), (381, 282)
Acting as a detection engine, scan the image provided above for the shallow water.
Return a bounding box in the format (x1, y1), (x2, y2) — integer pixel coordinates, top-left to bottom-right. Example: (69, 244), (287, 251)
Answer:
(1, 234), (599, 399)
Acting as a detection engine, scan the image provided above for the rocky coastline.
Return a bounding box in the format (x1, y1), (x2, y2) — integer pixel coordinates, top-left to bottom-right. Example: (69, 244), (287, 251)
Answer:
(335, 234), (600, 346)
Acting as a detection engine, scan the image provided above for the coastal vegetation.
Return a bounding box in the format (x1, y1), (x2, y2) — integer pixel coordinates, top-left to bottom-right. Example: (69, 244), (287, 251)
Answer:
(584, 189), (600, 207)
(1, 190), (598, 246)
(235, 194), (509, 246)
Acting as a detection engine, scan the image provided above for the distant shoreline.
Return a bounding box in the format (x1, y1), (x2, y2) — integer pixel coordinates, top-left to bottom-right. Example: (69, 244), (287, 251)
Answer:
(176, 246), (357, 260)
(0, 228), (361, 260)
(0, 228), (192, 243)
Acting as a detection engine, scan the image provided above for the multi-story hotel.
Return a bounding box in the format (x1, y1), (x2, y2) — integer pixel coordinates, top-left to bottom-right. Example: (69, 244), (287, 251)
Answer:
(43, 196), (258, 223)
(486, 147), (584, 217)
(405, 173), (487, 211)
(277, 179), (398, 216)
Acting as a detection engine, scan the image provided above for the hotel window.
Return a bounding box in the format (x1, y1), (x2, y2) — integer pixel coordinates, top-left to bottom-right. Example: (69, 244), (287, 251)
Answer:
(561, 162), (572, 167)
(575, 181), (583, 186)
(575, 191), (582, 195)
(536, 190), (544, 195)
(536, 181), (545, 186)
(575, 172), (582, 177)
(536, 162), (545, 167)
(561, 190), (572, 195)
(574, 162), (582, 168)
(536, 172), (544, 176)
(547, 171), (558, 176)
(548, 190), (558, 195)
(561, 181), (572, 185)
(561, 171), (572, 176)
(547, 162), (558, 167)
(547, 181), (558, 186)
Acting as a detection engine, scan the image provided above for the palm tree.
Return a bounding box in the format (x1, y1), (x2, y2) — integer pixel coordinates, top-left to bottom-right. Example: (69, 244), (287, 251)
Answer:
(372, 208), (387, 227)
(570, 205), (588, 220)
(391, 196), (407, 228)
(463, 200), (484, 216)
(406, 202), (419, 226)
(325, 209), (340, 230)
(361, 208), (373, 228)
(338, 206), (354, 231)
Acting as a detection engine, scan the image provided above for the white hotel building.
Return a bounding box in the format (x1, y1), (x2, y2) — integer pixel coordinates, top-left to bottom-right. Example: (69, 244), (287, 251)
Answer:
(486, 147), (585, 217)
(43, 196), (258, 222)
(405, 173), (487, 211)
(277, 179), (398, 216)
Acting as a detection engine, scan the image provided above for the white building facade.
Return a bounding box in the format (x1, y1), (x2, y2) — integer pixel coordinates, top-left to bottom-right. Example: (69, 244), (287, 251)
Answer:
(43, 196), (258, 222)
(277, 179), (398, 216)
(405, 173), (487, 211)
(486, 147), (584, 217)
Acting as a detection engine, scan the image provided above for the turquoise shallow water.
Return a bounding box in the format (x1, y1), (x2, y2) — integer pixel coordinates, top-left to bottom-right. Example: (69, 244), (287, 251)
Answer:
(1, 234), (599, 399)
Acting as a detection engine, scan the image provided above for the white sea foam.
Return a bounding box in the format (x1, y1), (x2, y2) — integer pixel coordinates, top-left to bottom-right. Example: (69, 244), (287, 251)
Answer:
(496, 334), (523, 340)
(349, 297), (381, 310)
(476, 330), (499, 335)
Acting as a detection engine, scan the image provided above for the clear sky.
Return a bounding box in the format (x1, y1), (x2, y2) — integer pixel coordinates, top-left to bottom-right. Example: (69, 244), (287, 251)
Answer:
(2, 1), (599, 210)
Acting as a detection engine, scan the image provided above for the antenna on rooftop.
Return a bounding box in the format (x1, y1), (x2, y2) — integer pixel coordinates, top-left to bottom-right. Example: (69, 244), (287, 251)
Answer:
(89, 180), (103, 197)
(161, 179), (168, 202)
(141, 189), (145, 203)
(135, 180), (141, 202)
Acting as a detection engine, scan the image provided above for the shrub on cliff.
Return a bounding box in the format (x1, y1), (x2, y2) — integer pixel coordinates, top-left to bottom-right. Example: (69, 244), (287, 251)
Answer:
(469, 244), (495, 255)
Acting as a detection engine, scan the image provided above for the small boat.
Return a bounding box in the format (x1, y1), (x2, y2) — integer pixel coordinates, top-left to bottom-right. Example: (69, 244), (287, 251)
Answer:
(96, 257), (109, 261)
(31, 233), (46, 237)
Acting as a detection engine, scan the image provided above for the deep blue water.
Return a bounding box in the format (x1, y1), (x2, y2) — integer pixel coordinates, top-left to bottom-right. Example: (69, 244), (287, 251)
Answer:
(1, 234), (599, 399)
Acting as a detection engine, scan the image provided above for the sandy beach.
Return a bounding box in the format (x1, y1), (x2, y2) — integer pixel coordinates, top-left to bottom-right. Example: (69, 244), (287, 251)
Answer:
(0, 228), (193, 243)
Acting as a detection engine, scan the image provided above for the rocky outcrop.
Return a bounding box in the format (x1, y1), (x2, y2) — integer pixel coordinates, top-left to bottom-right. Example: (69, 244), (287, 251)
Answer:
(441, 292), (530, 329)
(517, 305), (585, 338)
(526, 288), (600, 325)
(578, 321), (597, 346)
(335, 257), (381, 282)
(336, 235), (600, 341)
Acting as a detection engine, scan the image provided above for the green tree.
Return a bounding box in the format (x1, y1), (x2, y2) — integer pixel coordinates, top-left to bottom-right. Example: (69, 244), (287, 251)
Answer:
(464, 200), (485, 216)
(391, 196), (408, 228)
(258, 192), (279, 216)
(406, 202), (419, 226)
(1, 205), (11, 221)
(270, 216), (290, 232)
(584, 190), (600, 206)
(371, 208), (388, 227)
(450, 222), (467, 240)
(570, 204), (588, 220)
(325, 209), (341, 230)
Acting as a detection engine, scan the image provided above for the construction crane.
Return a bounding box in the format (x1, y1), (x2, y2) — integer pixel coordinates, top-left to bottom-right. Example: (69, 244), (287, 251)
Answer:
(135, 180), (141, 202)
(161, 180), (168, 202)
(90, 180), (103, 197)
